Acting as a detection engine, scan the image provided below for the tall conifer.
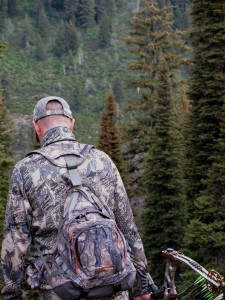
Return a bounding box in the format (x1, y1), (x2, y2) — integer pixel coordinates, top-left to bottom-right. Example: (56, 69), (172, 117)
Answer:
(0, 96), (14, 246)
(184, 0), (225, 279)
(0, 0), (7, 32)
(185, 98), (225, 275)
(20, 14), (36, 49)
(98, 92), (125, 176)
(142, 58), (186, 283)
(124, 0), (187, 226)
(37, 6), (49, 38)
(77, 0), (96, 29)
(98, 11), (112, 48)
(186, 0), (225, 212)
(0, 41), (14, 246)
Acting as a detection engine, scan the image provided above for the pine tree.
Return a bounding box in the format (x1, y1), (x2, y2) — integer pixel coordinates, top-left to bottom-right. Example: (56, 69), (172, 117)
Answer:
(0, 0), (7, 33)
(7, 0), (18, 17)
(64, 0), (79, 22)
(184, 0), (225, 274)
(0, 97), (14, 295)
(97, 92), (125, 176)
(185, 98), (225, 275)
(66, 20), (79, 54)
(170, 0), (191, 30)
(20, 13), (36, 49)
(34, 35), (47, 61)
(77, 0), (96, 29)
(98, 11), (112, 48)
(36, 5), (49, 38)
(55, 20), (67, 57)
(0, 69), (12, 102)
(0, 95), (14, 247)
(142, 57), (186, 283)
(186, 0), (225, 213)
(112, 76), (125, 103)
(95, 0), (113, 24)
(124, 0), (187, 216)
(55, 20), (79, 56)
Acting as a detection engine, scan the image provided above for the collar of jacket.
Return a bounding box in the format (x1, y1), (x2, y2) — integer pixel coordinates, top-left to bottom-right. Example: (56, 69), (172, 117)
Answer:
(41, 126), (76, 147)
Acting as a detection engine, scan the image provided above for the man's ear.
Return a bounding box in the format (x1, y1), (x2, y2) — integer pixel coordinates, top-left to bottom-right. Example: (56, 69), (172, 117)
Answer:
(32, 120), (42, 137)
(69, 119), (75, 131)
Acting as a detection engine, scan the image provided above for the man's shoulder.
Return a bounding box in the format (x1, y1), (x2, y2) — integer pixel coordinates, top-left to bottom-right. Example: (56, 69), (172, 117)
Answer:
(89, 147), (112, 161)
(14, 152), (41, 170)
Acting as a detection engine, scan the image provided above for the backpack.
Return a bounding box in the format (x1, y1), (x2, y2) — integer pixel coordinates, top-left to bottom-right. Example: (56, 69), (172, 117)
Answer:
(29, 144), (136, 299)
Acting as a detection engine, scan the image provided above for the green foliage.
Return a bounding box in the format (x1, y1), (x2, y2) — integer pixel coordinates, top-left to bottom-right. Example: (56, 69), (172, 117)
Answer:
(186, 0), (225, 210)
(0, 43), (14, 252)
(95, 0), (109, 24)
(112, 76), (125, 103)
(20, 13), (36, 49)
(98, 11), (112, 48)
(124, 0), (188, 228)
(0, 42), (7, 58)
(0, 0), (7, 33)
(36, 5), (49, 38)
(185, 100), (225, 276)
(142, 58), (186, 283)
(7, 0), (19, 17)
(55, 20), (79, 57)
(76, 0), (96, 29)
(97, 92), (125, 175)
(0, 95), (14, 246)
(184, 0), (225, 284)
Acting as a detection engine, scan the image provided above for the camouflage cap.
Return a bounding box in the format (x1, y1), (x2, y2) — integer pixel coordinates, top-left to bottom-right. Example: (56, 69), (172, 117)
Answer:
(33, 96), (73, 121)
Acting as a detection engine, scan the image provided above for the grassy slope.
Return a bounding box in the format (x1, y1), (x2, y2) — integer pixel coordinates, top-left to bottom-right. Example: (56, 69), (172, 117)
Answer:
(0, 5), (134, 157)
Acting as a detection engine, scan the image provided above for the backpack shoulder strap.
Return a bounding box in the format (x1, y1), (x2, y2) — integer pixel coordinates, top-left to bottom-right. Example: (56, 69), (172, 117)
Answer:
(64, 155), (82, 187)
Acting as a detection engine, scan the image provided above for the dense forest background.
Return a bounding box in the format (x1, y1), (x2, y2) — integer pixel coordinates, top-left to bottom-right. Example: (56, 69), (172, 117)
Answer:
(0, 0), (225, 298)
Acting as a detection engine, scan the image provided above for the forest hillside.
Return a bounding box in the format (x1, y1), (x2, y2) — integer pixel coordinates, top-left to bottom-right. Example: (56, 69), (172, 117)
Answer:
(1, 0), (225, 299)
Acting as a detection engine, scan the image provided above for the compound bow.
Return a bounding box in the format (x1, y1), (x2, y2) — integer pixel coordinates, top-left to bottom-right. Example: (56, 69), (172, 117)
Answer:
(153, 248), (225, 300)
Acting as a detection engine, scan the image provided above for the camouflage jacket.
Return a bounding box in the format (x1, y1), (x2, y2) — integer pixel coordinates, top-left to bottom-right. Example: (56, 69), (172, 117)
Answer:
(1, 127), (152, 299)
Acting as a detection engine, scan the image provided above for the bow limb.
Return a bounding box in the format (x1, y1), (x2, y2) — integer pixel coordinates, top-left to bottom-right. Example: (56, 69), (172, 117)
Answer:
(162, 248), (225, 292)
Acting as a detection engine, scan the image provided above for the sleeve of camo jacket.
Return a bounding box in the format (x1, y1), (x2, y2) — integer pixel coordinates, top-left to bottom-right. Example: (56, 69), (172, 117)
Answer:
(112, 161), (154, 296)
(1, 166), (32, 300)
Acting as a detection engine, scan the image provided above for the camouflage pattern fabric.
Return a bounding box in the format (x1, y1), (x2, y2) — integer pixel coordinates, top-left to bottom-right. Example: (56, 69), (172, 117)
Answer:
(33, 96), (73, 121)
(1, 126), (152, 300)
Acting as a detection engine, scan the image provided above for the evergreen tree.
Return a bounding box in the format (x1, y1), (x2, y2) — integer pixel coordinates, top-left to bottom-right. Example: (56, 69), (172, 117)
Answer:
(112, 76), (125, 103)
(0, 69), (12, 101)
(64, 0), (79, 22)
(0, 42), (7, 59)
(7, 0), (18, 17)
(170, 0), (191, 30)
(0, 43), (13, 292)
(186, 0), (225, 213)
(185, 98), (225, 275)
(184, 0), (225, 274)
(55, 20), (79, 56)
(98, 11), (112, 48)
(77, 0), (96, 29)
(36, 5), (49, 38)
(34, 35), (47, 61)
(0, 95), (14, 247)
(66, 20), (79, 54)
(55, 20), (67, 57)
(98, 92), (125, 176)
(124, 0), (187, 207)
(142, 58), (186, 283)
(50, 0), (65, 11)
(20, 13), (36, 49)
(0, 0), (7, 33)
(95, 0), (113, 24)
